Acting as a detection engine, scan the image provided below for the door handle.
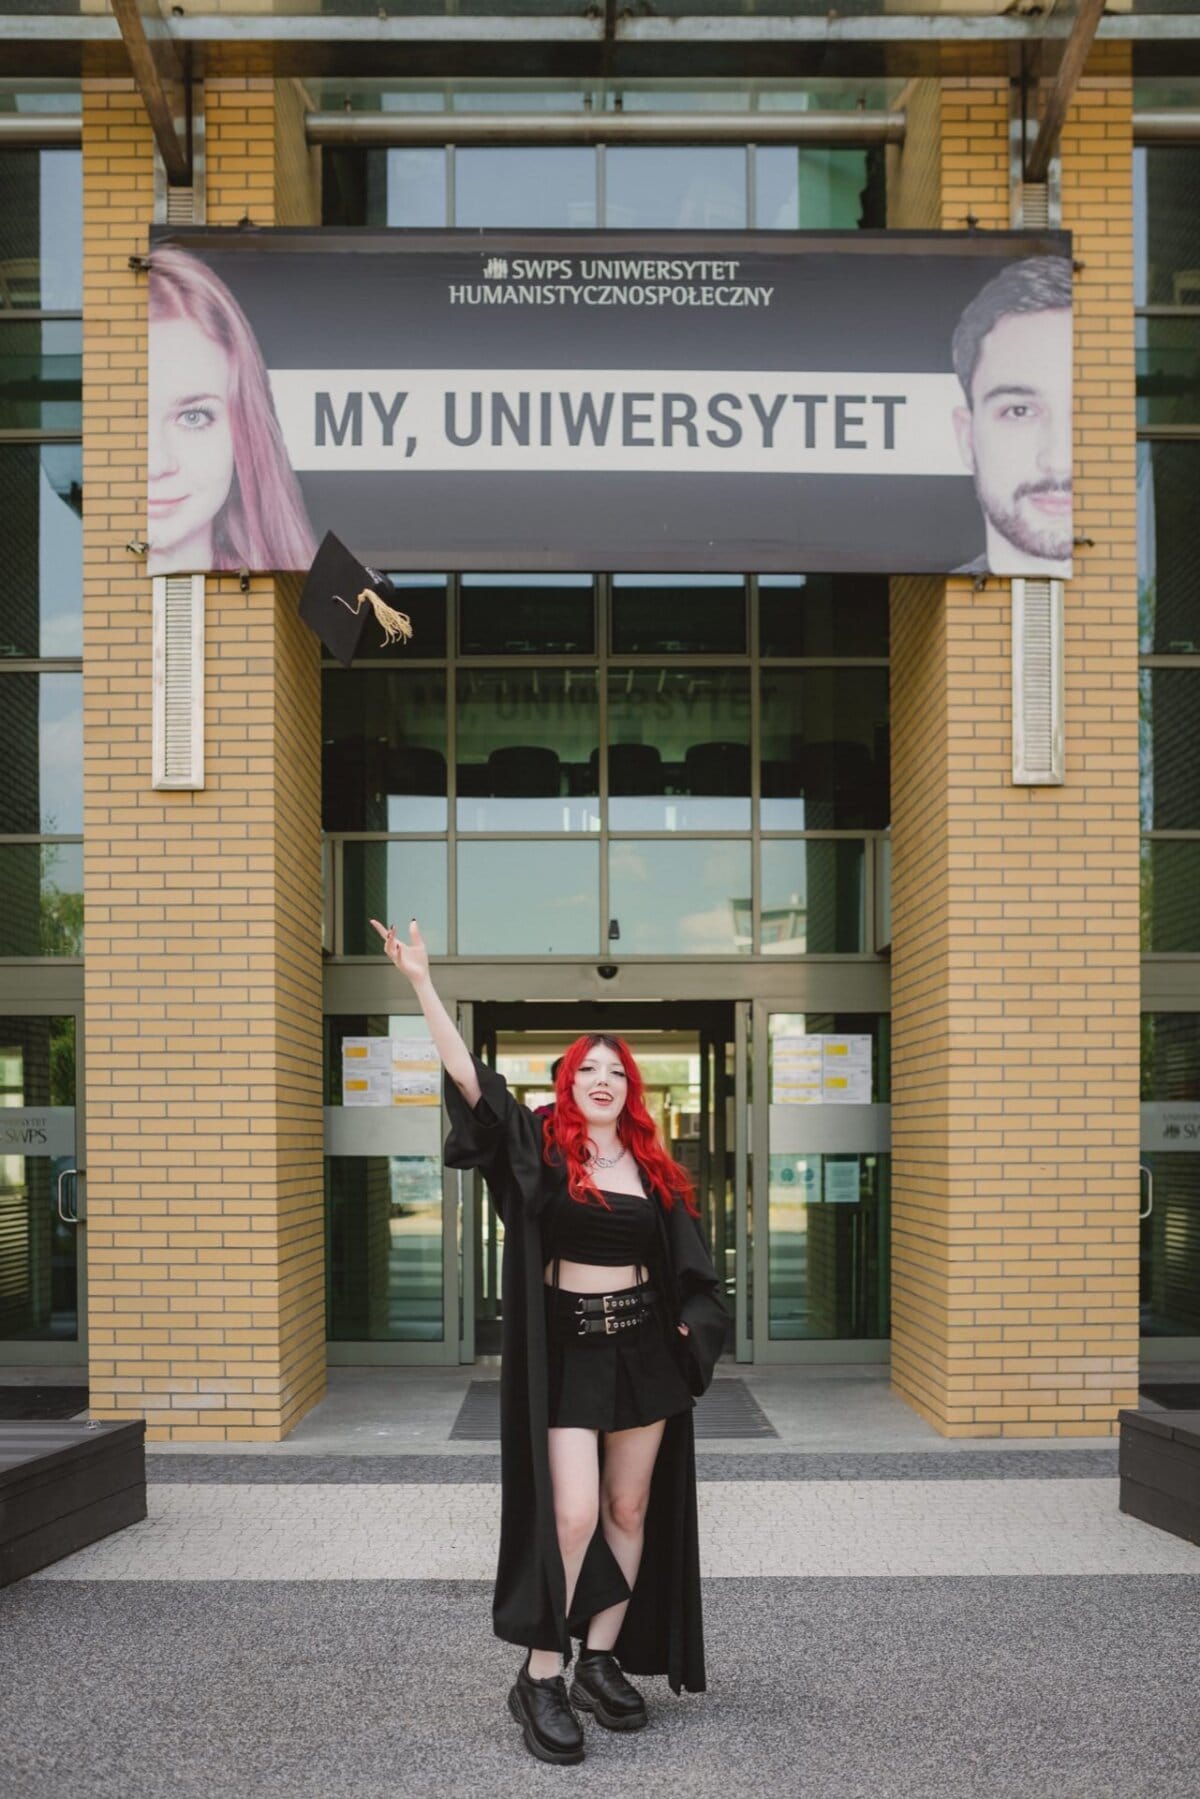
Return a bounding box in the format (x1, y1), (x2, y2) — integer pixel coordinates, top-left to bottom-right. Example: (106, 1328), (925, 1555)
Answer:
(57, 1167), (77, 1224)
(1138, 1161), (1153, 1222)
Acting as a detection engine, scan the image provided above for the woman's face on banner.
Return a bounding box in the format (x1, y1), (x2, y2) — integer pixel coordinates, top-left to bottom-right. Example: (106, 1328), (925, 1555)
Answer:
(147, 318), (236, 567)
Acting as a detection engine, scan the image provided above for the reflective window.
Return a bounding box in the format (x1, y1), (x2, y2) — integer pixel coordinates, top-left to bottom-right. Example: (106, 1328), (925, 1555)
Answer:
(0, 841), (82, 957)
(1142, 1011), (1200, 1100)
(458, 840), (599, 954)
(607, 667), (750, 830)
(326, 1156), (445, 1341)
(611, 575), (745, 657)
(1136, 316), (1200, 428)
(760, 668), (889, 830)
(766, 1011), (890, 1341)
(456, 147), (596, 228)
(1139, 668), (1200, 830)
(755, 147), (876, 230)
(0, 1014), (78, 1341)
(759, 574), (889, 658)
(1141, 840), (1200, 952)
(1137, 441), (1200, 655)
(609, 839), (751, 955)
(0, 442), (82, 658)
(322, 669), (448, 832)
(0, 150), (82, 311)
(604, 147), (746, 228)
(1134, 146), (1200, 309)
(0, 318), (82, 432)
(0, 671), (82, 835)
(761, 840), (866, 955)
(341, 841), (448, 957)
(460, 574), (594, 656)
(456, 668), (599, 831)
(1140, 1014), (1200, 1337)
(384, 148), (447, 226)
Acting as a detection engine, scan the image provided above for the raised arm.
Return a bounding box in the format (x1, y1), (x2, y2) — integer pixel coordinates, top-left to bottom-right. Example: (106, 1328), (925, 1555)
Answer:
(370, 918), (481, 1108)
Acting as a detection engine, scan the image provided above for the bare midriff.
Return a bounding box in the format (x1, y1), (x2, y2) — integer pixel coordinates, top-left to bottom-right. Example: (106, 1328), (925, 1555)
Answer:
(543, 1259), (650, 1292)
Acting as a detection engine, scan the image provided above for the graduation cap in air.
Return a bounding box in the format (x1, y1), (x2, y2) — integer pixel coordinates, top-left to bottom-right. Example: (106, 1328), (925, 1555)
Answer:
(298, 531), (413, 667)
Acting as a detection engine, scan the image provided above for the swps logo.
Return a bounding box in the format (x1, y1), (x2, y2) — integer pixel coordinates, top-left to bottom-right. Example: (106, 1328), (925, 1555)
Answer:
(483, 256), (509, 281)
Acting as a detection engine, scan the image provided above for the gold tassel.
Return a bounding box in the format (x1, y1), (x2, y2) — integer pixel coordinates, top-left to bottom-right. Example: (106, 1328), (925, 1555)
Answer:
(336, 587), (414, 649)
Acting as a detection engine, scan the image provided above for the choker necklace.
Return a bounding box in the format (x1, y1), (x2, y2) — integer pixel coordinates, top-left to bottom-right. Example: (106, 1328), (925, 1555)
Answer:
(589, 1146), (625, 1170)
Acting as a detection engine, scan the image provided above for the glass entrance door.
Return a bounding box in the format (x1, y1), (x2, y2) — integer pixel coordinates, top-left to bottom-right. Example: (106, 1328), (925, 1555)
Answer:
(467, 1000), (744, 1362)
(752, 1003), (891, 1360)
(0, 1010), (85, 1365)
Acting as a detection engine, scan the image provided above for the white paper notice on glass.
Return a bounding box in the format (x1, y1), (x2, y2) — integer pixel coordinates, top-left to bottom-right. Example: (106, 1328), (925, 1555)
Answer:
(390, 1037), (441, 1106)
(342, 1036), (392, 1107)
(821, 1036), (872, 1105)
(824, 1158), (861, 1203)
(772, 1035), (824, 1105)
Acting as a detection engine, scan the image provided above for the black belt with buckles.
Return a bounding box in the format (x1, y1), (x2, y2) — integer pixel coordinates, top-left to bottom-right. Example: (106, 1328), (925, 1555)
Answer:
(572, 1289), (657, 1337)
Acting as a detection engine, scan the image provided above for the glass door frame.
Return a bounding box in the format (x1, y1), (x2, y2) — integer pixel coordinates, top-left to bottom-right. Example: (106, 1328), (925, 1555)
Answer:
(323, 993), (461, 1367)
(750, 994), (891, 1366)
(0, 987), (87, 1369)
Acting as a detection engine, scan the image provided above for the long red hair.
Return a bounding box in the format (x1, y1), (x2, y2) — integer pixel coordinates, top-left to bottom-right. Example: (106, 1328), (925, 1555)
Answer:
(542, 1034), (700, 1217)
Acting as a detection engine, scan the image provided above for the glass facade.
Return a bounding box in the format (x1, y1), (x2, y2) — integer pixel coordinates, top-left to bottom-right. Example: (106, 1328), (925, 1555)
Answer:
(1141, 1014), (1200, 1339)
(321, 577), (891, 959)
(1135, 146), (1200, 957)
(0, 147), (83, 963)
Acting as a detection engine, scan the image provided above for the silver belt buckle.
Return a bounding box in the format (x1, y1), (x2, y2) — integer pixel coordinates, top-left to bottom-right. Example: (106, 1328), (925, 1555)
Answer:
(602, 1292), (615, 1314)
(604, 1314), (617, 1335)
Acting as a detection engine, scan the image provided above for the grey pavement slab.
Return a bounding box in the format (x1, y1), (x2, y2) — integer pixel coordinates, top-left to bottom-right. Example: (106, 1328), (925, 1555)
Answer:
(3, 1576), (1198, 1799)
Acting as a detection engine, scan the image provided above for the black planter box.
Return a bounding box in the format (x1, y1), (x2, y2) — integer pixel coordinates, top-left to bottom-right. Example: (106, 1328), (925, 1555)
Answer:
(0, 1419), (147, 1586)
(1118, 1407), (1200, 1547)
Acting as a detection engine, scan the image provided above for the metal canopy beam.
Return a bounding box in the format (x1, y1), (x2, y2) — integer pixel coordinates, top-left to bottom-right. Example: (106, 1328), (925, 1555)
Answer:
(8, 108), (1200, 150)
(306, 109), (906, 148)
(108, 0), (190, 184)
(1025, 0), (1106, 184)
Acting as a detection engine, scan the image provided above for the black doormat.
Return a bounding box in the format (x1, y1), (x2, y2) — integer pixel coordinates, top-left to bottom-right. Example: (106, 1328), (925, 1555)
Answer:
(450, 1378), (777, 1442)
(0, 1386), (89, 1421)
(1139, 1382), (1200, 1409)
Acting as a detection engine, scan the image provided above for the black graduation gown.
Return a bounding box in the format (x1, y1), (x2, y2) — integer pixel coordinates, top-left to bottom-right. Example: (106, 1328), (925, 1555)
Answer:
(443, 1054), (728, 1695)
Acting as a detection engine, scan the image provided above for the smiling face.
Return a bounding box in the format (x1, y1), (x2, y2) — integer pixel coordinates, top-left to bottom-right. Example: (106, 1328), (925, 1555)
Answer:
(147, 317), (236, 569)
(953, 306), (1073, 568)
(571, 1042), (629, 1131)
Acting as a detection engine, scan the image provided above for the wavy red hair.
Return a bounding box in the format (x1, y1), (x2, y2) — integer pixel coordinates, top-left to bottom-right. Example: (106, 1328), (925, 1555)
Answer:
(542, 1034), (700, 1217)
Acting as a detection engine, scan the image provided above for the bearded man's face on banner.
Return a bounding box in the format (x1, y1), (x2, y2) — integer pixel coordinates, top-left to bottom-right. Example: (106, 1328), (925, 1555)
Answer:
(953, 306), (1073, 569)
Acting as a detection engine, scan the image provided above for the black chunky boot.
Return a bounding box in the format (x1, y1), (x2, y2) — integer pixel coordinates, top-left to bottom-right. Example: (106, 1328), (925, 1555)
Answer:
(569, 1648), (648, 1731)
(507, 1655), (585, 1765)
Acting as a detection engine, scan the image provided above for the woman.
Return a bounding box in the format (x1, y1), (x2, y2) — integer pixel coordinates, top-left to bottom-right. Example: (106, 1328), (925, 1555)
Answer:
(147, 245), (316, 575)
(371, 917), (728, 1766)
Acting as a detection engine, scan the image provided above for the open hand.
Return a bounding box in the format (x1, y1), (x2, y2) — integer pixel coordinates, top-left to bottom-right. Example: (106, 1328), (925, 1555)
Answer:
(369, 917), (429, 987)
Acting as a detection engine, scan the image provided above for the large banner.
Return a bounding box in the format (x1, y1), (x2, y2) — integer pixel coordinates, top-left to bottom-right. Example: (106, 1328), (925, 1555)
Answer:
(147, 227), (1073, 578)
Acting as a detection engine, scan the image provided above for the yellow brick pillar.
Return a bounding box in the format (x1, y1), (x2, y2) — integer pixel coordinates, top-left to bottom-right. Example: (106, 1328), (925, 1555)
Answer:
(886, 67), (1141, 1436)
(82, 75), (326, 1441)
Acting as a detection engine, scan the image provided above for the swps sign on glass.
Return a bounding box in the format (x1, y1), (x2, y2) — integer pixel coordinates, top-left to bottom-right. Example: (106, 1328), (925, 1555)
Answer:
(145, 228), (1073, 578)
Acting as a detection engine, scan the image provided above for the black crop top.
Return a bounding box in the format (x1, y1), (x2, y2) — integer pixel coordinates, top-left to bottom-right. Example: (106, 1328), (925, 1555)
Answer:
(542, 1187), (658, 1268)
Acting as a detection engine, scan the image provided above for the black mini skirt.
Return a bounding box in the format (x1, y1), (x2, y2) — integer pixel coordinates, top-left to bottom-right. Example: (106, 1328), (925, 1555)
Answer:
(544, 1283), (695, 1433)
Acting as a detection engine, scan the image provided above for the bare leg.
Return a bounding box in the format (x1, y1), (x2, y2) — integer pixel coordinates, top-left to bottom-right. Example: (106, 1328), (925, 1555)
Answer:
(585, 1418), (667, 1652)
(528, 1426), (600, 1680)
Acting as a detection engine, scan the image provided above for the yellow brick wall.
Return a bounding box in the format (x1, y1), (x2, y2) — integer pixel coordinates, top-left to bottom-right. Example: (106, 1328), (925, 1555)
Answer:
(82, 77), (326, 1441)
(887, 64), (1141, 1436)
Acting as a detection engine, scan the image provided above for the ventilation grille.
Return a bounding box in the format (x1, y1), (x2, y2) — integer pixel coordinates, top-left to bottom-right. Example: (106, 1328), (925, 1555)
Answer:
(152, 575), (205, 790)
(1018, 181), (1050, 228)
(1012, 577), (1063, 785)
(165, 183), (195, 226)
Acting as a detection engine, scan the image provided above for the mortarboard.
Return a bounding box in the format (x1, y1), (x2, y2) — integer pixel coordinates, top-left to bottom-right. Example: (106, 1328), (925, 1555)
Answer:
(298, 531), (413, 667)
